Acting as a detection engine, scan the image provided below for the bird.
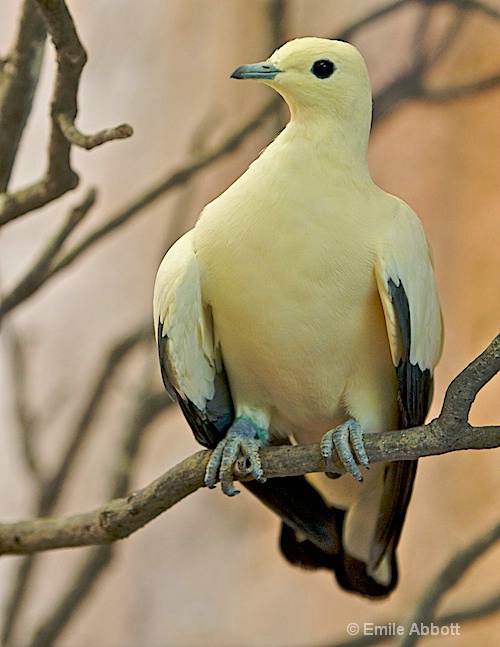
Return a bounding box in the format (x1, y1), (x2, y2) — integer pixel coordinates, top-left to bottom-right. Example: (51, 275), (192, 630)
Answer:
(153, 37), (443, 598)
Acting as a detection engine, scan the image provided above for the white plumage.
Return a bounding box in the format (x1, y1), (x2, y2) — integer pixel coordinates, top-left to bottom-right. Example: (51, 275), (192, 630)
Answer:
(154, 38), (443, 597)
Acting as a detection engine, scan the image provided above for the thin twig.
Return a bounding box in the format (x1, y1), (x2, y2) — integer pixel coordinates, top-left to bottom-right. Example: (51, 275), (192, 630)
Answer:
(27, 378), (169, 647)
(337, 1), (408, 41)
(4, 328), (45, 482)
(437, 0), (500, 20)
(1, 323), (153, 645)
(1, 556), (36, 646)
(399, 520), (500, 647)
(421, 72), (500, 100)
(37, 323), (153, 514)
(28, 546), (113, 647)
(322, 589), (500, 646)
(57, 113), (133, 150)
(0, 188), (96, 322)
(426, 5), (468, 65)
(46, 96), (280, 278)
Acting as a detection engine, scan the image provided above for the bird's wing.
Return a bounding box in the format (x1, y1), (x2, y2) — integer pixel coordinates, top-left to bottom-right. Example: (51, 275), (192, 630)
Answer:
(153, 230), (233, 448)
(372, 200), (444, 571)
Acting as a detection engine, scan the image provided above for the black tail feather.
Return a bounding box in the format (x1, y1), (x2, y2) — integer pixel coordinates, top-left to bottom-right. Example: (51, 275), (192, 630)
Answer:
(244, 477), (398, 598)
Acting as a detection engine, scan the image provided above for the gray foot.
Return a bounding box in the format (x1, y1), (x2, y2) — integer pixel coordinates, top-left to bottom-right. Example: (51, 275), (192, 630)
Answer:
(321, 418), (369, 482)
(205, 417), (267, 496)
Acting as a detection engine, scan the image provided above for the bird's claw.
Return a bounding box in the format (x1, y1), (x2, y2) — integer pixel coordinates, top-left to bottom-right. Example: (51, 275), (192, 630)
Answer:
(205, 418), (266, 496)
(321, 418), (369, 482)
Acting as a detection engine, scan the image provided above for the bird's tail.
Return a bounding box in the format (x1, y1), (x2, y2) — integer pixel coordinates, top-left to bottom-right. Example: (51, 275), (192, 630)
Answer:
(244, 476), (398, 598)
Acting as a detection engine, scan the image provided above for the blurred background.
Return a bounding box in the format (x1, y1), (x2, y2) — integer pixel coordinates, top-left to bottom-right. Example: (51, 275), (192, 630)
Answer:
(0, 1), (499, 645)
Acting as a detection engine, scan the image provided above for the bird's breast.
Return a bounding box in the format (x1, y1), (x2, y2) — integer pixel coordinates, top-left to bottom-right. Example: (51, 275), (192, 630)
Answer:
(194, 177), (395, 438)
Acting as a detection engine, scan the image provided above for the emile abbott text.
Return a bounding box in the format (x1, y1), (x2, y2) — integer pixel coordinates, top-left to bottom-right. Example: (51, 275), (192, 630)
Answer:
(363, 622), (461, 636)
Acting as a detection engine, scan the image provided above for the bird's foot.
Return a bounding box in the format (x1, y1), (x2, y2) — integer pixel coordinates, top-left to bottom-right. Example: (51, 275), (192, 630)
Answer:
(321, 418), (369, 482)
(205, 417), (267, 496)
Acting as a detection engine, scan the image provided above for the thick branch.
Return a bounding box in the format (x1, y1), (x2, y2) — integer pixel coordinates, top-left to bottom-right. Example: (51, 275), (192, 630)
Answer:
(0, 333), (498, 556)
(0, 0), (46, 192)
(0, 418), (496, 556)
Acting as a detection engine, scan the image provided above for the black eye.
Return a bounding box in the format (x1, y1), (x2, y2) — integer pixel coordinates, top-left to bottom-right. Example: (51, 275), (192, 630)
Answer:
(311, 59), (335, 79)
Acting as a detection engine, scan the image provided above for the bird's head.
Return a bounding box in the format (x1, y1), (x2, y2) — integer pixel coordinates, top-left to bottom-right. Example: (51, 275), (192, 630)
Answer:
(231, 37), (372, 127)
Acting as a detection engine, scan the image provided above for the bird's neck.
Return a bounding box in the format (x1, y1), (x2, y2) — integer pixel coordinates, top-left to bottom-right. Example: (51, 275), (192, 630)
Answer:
(279, 103), (373, 179)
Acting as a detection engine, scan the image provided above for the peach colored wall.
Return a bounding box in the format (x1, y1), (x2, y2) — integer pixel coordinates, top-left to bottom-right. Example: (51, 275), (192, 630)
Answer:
(0, 1), (498, 646)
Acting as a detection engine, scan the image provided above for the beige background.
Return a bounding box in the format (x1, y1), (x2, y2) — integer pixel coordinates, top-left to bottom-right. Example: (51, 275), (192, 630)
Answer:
(0, 1), (499, 645)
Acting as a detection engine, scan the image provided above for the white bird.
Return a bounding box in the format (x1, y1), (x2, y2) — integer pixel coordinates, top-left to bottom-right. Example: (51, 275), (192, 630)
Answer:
(153, 37), (443, 597)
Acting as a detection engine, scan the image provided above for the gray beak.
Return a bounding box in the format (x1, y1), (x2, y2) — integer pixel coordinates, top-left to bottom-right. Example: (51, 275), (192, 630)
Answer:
(231, 61), (280, 80)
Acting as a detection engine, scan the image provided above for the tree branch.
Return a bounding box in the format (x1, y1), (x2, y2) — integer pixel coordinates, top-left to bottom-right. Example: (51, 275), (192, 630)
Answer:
(0, 0), (132, 227)
(324, 588), (500, 646)
(0, 334), (497, 556)
(400, 520), (500, 647)
(0, 323), (153, 645)
(0, 0), (46, 192)
(56, 113), (133, 150)
(0, 188), (96, 321)
(46, 96), (280, 277)
(27, 377), (170, 647)
(4, 326), (45, 483)
(2, 2), (499, 318)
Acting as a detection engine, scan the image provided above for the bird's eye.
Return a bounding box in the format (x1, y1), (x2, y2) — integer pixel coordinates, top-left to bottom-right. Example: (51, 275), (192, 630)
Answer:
(311, 59), (335, 79)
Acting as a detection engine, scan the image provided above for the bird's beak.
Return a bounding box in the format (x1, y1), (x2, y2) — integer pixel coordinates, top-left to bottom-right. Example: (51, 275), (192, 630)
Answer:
(231, 61), (280, 80)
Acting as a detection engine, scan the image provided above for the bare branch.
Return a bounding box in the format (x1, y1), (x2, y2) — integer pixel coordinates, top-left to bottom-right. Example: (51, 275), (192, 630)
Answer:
(1, 556), (36, 646)
(432, 0), (500, 21)
(400, 520), (500, 647)
(0, 0), (46, 192)
(1, 323), (153, 645)
(323, 588), (500, 646)
(439, 333), (500, 424)
(46, 96), (280, 276)
(28, 546), (113, 647)
(56, 113), (133, 150)
(0, 188), (96, 322)
(337, 1), (407, 41)
(421, 73), (500, 101)
(3, 327), (45, 482)
(26, 374), (169, 647)
(0, 0), (132, 227)
(0, 334), (497, 556)
(268, 0), (287, 48)
(438, 589), (500, 627)
(38, 322), (153, 516)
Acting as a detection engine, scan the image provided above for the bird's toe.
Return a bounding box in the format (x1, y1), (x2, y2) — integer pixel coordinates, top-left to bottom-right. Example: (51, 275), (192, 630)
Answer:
(204, 417), (266, 496)
(321, 418), (369, 482)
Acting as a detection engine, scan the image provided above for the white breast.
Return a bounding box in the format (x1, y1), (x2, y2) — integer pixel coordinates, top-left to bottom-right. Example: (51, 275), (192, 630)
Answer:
(194, 147), (397, 441)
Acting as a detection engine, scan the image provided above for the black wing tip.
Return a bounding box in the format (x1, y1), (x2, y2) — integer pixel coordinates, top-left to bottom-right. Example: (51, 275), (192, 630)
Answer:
(156, 319), (233, 449)
(387, 279), (434, 427)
